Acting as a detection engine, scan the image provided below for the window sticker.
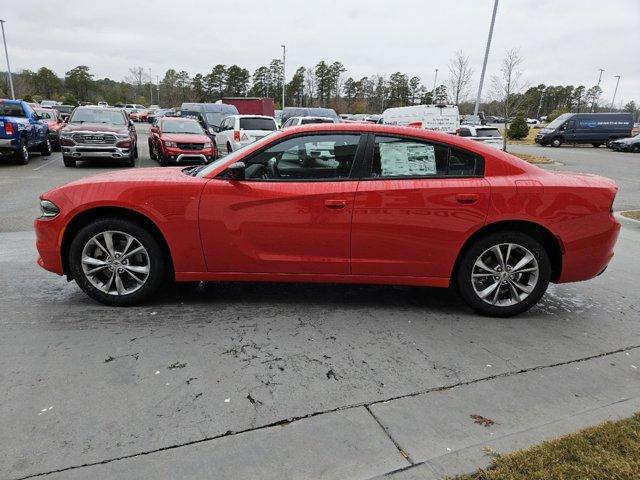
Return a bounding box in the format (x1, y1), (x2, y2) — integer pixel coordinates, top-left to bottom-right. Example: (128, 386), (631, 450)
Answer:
(379, 142), (436, 176)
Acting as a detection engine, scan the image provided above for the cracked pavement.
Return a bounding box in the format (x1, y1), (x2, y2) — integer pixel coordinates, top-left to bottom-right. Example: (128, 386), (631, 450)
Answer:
(1, 131), (639, 479)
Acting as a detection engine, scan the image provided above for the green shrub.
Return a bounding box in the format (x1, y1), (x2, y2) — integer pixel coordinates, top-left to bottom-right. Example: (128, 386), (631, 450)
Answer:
(507, 113), (530, 140)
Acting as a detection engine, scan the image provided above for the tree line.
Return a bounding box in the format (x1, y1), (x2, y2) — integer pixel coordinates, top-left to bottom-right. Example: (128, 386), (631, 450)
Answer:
(1, 51), (637, 119)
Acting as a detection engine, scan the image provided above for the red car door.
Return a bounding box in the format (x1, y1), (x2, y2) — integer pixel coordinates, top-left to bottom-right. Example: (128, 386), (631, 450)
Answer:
(351, 134), (490, 278)
(199, 133), (365, 275)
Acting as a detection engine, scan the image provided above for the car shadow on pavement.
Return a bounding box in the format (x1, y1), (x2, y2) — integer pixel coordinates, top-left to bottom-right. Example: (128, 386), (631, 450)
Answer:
(147, 281), (469, 313)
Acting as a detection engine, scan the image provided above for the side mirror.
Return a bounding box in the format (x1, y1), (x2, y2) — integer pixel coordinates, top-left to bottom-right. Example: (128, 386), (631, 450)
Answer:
(227, 161), (246, 180)
(129, 119), (134, 127)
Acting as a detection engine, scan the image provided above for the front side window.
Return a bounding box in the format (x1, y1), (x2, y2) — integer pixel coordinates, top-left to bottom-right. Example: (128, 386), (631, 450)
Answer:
(36, 110), (54, 120)
(370, 136), (482, 178)
(242, 134), (361, 181)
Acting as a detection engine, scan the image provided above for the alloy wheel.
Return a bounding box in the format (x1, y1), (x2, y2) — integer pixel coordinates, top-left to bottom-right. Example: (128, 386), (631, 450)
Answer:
(471, 243), (539, 307)
(81, 230), (150, 296)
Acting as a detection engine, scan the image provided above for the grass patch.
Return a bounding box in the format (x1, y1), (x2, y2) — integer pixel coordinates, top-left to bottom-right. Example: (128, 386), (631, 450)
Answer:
(498, 127), (538, 145)
(508, 151), (552, 164)
(621, 210), (640, 221)
(450, 413), (640, 480)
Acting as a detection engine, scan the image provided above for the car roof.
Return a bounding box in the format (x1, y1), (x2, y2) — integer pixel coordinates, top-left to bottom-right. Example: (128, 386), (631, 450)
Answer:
(234, 115), (275, 119)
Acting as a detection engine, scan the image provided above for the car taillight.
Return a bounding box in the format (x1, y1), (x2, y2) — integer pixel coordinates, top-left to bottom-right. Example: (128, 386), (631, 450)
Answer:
(4, 122), (14, 136)
(234, 130), (240, 142)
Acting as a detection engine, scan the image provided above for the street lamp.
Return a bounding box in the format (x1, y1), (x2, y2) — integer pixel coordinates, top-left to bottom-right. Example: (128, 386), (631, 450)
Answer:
(281, 44), (286, 110)
(0, 19), (15, 99)
(149, 68), (153, 105)
(610, 75), (621, 110)
(474, 0), (499, 116)
(432, 68), (438, 103)
(591, 68), (604, 112)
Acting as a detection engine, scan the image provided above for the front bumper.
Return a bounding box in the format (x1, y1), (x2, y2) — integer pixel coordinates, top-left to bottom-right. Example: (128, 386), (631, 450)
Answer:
(163, 146), (215, 164)
(62, 144), (131, 159)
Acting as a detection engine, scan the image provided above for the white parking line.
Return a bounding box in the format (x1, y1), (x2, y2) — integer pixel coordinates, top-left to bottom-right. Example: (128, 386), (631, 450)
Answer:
(32, 157), (60, 171)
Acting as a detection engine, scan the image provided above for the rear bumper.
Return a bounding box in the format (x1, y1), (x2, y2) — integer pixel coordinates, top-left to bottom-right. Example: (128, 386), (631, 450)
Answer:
(558, 213), (621, 283)
(0, 138), (16, 151)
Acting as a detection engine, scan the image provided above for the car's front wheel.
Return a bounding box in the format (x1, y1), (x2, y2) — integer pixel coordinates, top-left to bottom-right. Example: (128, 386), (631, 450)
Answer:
(69, 218), (165, 306)
(550, 137), (563, 147)
(456, 231), (550, 317)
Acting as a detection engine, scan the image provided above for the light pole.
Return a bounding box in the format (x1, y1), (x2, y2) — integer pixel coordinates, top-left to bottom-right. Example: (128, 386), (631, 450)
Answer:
(281, 44), (286, 110)
(610, 75), (621, 110)
(0, 19), (15, 99)
(474, 0), (499, 116)
(149, 68), (153, 105)
(591, 68), (604, 112)
(432, 68), (438, 103)
(156, 75), (160, 105)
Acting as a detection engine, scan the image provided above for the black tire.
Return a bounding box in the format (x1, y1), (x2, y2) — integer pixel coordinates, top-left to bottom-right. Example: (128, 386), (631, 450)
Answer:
(631, 144), (640, 153)
(227, 142), (232, 155)
(455, 231), (551, 317)
(13, 136), (29, 165)
(68, 218), (165, 306)
(134, 143), (139, 159)
(124, 148), (135, 167)
(606, 138), (616, 149)
(158, 151), (168, 167)
(592, 143), (602, 148)
(148, 139), (157, 160)
(39, 137), (52, 156)
(213, 142), (218, 159)
(63, 156), (76, 168)
(550, 137), (563, 148)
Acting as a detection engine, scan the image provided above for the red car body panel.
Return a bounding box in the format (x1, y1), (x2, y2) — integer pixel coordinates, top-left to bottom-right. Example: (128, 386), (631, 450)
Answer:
(35, 124), (620, 290)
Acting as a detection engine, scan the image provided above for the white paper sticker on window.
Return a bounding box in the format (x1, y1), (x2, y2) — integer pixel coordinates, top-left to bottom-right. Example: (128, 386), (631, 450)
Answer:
(379, 142), (436, 176)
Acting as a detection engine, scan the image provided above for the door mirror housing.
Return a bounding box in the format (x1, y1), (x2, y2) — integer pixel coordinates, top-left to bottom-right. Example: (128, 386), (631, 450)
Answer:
(227, 161), (246, 180)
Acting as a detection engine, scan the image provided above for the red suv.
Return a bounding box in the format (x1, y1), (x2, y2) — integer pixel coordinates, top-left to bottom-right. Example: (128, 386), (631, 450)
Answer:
(148, 117), (215, 166)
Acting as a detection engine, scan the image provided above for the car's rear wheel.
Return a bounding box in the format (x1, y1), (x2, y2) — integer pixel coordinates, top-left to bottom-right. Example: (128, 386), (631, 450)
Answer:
(550, 137), (563, 147)
(40, 137), (52, 156)
(592, 143), (601, 148)
(456, 231), (551, 317)
(14, 136), (29, 164)
(69, 218), (165, 306)
(631, 144), (640, 153)
(227, 142), (232, 155)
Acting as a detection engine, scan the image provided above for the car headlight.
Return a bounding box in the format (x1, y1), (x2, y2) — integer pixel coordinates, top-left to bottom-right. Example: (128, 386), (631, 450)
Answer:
(203, 142), (212, 148)
(164, 140), (177, 147)
(40, 199), (59, 218)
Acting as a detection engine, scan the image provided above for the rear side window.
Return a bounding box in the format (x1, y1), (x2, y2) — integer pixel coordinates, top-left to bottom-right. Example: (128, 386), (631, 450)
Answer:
(475, 128), (501, 137)
(240, 118), (276, 131)
(370, 136), (483, 178)
(458, 128), (472, 137)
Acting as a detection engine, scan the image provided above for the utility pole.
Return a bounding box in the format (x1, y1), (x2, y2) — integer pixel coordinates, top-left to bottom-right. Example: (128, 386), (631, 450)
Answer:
(281, 44), (286, 110)
(610, 75), (621, 109)
(591, 68), (604, 112)
(536, 89), (545, 118)
(149, 68), (153, 105)
(156, 75), (160, 105)
(474, 0), (499, 116)
(0, 20), (15, 99)
(432, 68), (438, 104)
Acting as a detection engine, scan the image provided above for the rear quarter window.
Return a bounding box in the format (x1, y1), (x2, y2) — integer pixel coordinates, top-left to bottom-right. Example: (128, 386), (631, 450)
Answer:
(240, 118), (277, 130)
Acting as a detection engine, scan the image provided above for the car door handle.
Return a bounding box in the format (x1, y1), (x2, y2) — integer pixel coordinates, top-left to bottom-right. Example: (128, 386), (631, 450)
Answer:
(455, 194), (479, 204)
(324, 199), (347, 209)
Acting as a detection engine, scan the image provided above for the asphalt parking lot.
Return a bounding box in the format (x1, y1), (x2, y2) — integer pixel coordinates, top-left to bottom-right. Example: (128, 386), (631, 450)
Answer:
(1, 125), (639, 480)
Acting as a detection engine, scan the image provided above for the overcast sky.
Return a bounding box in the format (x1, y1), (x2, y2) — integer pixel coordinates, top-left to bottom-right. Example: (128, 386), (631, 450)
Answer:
(4, 0), (640, 105)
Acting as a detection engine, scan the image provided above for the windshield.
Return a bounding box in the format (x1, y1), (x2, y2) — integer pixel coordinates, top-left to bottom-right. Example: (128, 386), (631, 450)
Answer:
(545, 113), (572, 130)
(204, 112), (226, 127)
(240, 117), (276, 131)
(69, 108), (126, 125)
(475, 128), (501, 137)
(301, 118), (335, 125)
(161, 119), (204, 134)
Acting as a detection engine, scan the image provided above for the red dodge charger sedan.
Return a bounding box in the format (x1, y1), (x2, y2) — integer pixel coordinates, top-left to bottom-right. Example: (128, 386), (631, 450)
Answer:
(35, 124), (620, 316)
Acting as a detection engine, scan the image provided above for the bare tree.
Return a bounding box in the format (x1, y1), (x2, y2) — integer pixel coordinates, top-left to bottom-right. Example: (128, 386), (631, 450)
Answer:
(490, 48), (528, 150)
(448, 50), (473, 105)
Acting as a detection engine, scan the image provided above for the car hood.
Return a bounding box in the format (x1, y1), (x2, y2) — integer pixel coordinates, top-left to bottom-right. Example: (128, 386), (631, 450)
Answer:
(161, 133), (210, 143)
(614, 137), (637, 144)
(62, 123), (129, 134)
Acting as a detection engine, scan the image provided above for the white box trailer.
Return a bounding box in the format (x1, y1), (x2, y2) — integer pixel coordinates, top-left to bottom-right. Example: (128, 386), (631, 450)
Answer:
(382, 104), (460, 134)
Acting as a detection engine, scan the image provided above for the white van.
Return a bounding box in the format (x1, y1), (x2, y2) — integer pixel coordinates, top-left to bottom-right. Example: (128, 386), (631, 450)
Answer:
(382, 104), (460, 134)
